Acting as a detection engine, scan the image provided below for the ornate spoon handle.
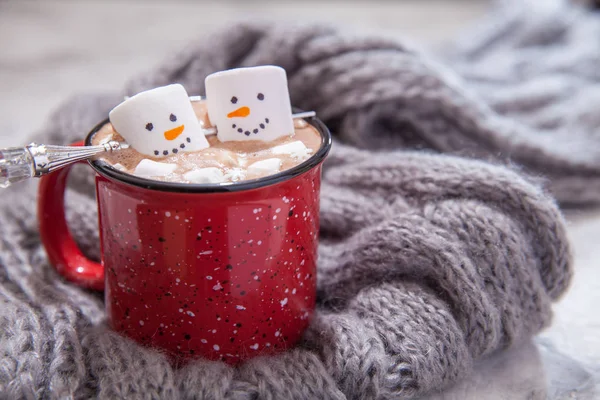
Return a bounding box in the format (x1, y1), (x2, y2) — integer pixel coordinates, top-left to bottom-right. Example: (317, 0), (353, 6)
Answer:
(0, 141), (124, 188)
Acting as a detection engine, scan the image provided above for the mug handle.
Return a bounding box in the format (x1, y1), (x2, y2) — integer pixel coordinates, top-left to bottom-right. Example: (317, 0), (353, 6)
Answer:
(38, 140), (104, 291)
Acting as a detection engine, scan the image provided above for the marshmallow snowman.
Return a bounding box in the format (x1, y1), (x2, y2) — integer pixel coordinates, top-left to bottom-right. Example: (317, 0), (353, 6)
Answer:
(205, 66), (295, 142)
(109, 84), (209, 157)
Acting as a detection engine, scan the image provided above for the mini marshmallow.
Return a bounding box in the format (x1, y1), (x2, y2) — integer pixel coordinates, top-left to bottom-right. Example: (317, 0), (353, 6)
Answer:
(271, 140), (312, 160)
(205, 66), (294, 143)
(224, 168), (246, 182)
(247, 158), (283, 175)
(134, 159), (177, 178)
(112, 163), (126, 171)
(109, 84), (209, 157)
(184, 167), (225, 184)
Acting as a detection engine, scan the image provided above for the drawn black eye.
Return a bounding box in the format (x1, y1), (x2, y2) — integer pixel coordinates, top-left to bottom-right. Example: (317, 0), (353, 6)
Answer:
(231, 96), (238, 104)
(170, 113), (177, 122)
(257, 93), (264, 101)
(145, 123), (153, 131)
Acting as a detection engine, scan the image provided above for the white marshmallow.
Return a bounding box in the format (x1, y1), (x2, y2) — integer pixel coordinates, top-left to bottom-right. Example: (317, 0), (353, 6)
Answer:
(109, 84), (209, 157)
(224, 168), (246, 182)
(133, 159), (177, 178)
(184, 167), (225, 184)
(205, 66), (294, 143)
(271, 140), (312, 160)
(247, 158), (282, 176)
(112, 163), (126, 171)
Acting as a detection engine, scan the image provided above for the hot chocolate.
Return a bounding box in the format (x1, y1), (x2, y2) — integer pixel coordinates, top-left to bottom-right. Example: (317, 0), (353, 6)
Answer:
(91, 100), (322, 184)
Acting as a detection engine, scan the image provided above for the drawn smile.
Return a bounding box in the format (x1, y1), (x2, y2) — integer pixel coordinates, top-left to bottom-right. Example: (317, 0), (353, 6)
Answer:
(231, 117), (270, 136)
(154, 136), (192, 156)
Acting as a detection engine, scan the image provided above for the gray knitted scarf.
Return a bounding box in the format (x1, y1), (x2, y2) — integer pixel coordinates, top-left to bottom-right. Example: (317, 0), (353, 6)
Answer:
(5, 0), (598, 398)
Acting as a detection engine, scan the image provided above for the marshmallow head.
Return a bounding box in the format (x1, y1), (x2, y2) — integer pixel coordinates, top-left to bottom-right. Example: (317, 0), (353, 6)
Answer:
(205, 66), (294, 142)
(109, 84), (209, 157)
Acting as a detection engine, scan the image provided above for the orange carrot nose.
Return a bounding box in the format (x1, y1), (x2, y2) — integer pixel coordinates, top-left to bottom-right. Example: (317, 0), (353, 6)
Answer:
(164, 124), (185, 140)
(227, 106), (250, 118)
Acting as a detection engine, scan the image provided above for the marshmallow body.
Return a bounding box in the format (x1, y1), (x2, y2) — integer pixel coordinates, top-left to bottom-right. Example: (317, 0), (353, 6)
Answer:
(133, 159), (177, 178)
(183, 168), (225, 184)
(247, 158), (283, 176)
(205, 66), (294, 142)
(109, 84), (209, 157)
(271, 140), (312, 160)
(224, 168), (246, 182)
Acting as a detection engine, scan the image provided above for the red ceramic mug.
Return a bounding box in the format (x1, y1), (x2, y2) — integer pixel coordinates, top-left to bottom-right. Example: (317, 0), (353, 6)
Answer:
(38, 114), (331, 364)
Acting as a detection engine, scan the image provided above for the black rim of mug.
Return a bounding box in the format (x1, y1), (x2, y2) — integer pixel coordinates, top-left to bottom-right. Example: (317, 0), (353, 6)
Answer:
(84, 109), (332, 193)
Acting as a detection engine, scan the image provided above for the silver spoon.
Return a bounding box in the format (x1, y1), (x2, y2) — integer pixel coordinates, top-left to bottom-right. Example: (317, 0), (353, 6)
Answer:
(0, 141), (126, 188)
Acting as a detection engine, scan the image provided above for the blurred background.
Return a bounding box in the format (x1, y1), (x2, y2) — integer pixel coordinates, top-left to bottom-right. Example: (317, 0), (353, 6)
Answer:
(1, 1), (599, 399)
(0, 0), (487, 147)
